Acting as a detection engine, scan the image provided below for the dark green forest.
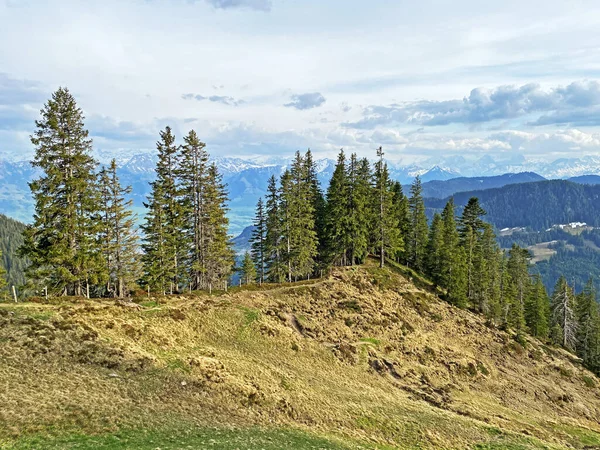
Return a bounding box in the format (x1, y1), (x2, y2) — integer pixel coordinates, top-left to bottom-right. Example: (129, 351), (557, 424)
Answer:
(426, 180), (600, 230)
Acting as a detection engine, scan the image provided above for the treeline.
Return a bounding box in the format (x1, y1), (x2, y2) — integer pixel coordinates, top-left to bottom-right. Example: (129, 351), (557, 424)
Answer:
(18, 87), (233, 298)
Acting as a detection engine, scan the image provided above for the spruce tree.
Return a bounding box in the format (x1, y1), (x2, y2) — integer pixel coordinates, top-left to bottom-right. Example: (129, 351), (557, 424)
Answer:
(407, 175), (429, 272)
(202, 163), (235, 288)
(141, 127), (183, 294)
(304, 149), (327, 265)
(21, 87), (102, 297)
(575, 279), (600, 367)
(425, 213), (443, 285)
(288, 151), (318, 279)
(505, 244), (530, 333)
(460, 197), (487, 302)
(177, 130), (209, 290)
(240, 251), (257, 285)
(372, 147), (401, 268)
(440, 199), (467, 307)
(325, 150), (351, 266)
(265, 175), (285, 283)
(98, 160), (140, 298)
(550, 276), (577, 350)
(480, 224), (502, 322)
(250, 198), (267, 283)
(525, 274), (550, 339)
(348, 156), (372, 265)
(391, 181), (410, 263)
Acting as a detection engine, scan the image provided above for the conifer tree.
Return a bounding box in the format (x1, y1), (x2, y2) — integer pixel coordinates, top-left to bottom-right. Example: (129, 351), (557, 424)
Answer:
(505, 244), (530, 333)
(425, 213), (443, 285)
(98, 160), (140, 298)
(21, 87), (102, 297)
(550, 276), (577, 350)
(407, 175), (429, 272)
(325, 150), (351, 265)
(177, 130), (209, 290)
(141, 127), (183, 294)
(575, 279), (600, 366)
(348, 155), (372, 265)
(460, 197), (487, 302)
(304, 149), (327, 264)
(525, 274), (550, 339)
(240, 251), (257, 285)
(440, 199), (467, 307)
(250, 198), (267, 283)
(480, 224), (502, 321)
(391, 181), (410, 263)
(373, 147), (401, 268)
(265, 175), (285, 282)
(287, 151), (318, 279)
(202, 163), (235, 288)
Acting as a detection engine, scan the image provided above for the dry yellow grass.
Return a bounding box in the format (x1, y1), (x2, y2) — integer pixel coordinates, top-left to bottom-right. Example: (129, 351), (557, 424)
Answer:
(1, 262), (599, 449)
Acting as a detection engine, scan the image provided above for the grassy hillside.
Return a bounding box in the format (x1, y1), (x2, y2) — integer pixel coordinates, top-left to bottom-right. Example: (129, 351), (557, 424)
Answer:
(1, 262), (600, 449)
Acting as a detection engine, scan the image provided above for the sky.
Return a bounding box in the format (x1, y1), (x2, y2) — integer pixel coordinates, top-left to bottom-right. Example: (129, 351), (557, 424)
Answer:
(3, 0), (600, 164)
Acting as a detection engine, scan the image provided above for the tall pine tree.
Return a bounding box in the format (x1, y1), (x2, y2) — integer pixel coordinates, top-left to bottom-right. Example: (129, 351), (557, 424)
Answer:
(21, 87), (102, 297)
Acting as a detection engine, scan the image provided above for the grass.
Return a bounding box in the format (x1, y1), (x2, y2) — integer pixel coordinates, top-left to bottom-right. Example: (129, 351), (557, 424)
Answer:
(1, 265), (600, 450)
(5, 426), (363, 450)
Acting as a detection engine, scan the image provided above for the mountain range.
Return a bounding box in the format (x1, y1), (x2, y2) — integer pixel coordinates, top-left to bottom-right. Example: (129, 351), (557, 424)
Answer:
(4, 152), (600, 234)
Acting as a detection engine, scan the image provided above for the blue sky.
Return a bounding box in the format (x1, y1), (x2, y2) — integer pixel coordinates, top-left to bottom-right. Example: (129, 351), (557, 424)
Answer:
(3, 0), (600, 163)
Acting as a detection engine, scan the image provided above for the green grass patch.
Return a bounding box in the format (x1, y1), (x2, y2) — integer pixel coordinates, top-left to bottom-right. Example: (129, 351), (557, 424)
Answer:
(4, 426), (362, 450)
(359, 337), (380, 346)
(237, 305), (260, 326)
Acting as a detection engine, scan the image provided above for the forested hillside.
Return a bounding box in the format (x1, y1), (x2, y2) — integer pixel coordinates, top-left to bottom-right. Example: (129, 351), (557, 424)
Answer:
(0, 214), (27, 289)
(407, 171), (545, 199)
(426, 180), (600, 230)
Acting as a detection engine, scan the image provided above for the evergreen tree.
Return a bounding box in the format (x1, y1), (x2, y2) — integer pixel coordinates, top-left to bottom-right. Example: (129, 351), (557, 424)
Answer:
(141, 126), (184, 294)
(425, 213), (443, 285)
(575, 279), (600, 368)
(391, 181), (410, 263)
(525, 274), (550, 339)
(250, 198), (267, 283)
(348, 155), (372, 265)
(265, 175), (285, 283)
(440, 199), (467, 307)
(550, 276), (577, 350)
(98, 160), (140, 298)
(407, 176), (429, 272)
(240, 251), (257, 285)
(304, 149), (327, 265)
(325, 150), (351, 266)
(202, 163), (235, 288)
(177, 130), (209, 290)
(460, 197), (487, 302)
(20, 87), (102, 297)
(373, 147), (401, 268)
(505, 244), (530, 333)
(287, 151), (318, 279)
(479, 224), (502, 320)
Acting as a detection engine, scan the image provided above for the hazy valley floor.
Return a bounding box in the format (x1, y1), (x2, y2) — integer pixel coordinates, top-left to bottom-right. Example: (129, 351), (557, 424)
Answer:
(1, 261), (600, 449)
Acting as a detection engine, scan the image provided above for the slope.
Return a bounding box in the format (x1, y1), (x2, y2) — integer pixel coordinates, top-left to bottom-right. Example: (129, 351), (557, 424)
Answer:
(425, 180), (600, 230)
(408, 172), (545, 199)
(1, 262), (599, 449)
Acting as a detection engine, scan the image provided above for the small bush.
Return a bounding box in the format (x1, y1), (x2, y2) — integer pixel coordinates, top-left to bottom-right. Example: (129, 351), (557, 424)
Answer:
(582, 375), (596, 388)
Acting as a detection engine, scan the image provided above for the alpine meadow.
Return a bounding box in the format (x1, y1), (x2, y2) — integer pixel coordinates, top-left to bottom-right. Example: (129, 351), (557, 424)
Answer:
(3, 1), (600, 449)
